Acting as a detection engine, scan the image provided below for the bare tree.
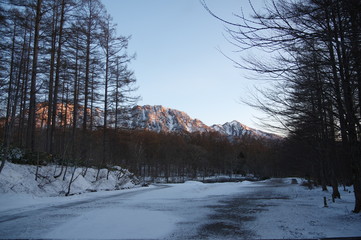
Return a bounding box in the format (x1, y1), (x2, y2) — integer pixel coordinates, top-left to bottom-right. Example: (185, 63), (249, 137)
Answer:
(26, 0), (43, 152)
(203, 0), (361, 212)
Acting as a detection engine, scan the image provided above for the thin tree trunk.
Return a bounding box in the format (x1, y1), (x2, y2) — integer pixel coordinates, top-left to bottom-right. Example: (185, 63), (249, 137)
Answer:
(4, 24), (17, 149)
(82, 28), (91, 132)
(114, 59), (119, 129)
(101, 36), (110, 180)
(46, 0), (58, 153)
(50, 0), (66, 154)
(72, 33), (79, 159)
(9, 46), (25, 145)
(353, 167), (361, 213)
(66, 165), (78, 196)
(81, 21), (91, 163)
(90, 70), (95, 129)
(27, 0), (42, 152)
(19, 19), (33, 147)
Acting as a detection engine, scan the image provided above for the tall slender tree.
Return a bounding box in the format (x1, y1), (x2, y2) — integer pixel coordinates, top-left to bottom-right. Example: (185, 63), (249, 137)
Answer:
(26, 0), (43, 152)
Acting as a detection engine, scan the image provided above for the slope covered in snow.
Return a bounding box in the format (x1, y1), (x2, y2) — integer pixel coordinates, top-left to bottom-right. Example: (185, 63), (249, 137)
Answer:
(125, 105), (212, 133)
(0, 161), (139, 197)
(211, 120), (280, 140)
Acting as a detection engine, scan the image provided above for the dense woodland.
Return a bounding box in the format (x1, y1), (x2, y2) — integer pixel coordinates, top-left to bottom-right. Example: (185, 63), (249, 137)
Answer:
(203, 0), (361, 212)
(0, 0), (360, 213)
(0, 0), (138, 169)
(0, 0), (281, 181)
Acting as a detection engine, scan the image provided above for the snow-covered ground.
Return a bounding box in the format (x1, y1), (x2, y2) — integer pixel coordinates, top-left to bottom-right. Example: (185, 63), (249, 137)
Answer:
(243, 179), (361, 239)
(1, 169), (360, 239)
(0, 161), (138, 198)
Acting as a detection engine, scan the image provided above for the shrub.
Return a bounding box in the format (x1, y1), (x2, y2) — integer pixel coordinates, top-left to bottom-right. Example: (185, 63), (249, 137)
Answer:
(0, 146), (24, 163)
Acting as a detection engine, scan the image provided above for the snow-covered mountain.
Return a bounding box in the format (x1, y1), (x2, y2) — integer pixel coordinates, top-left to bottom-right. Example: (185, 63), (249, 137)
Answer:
(123, 105), (279, 140)
(26, 103), (278, 140)
(123, 105), (212, 133)
(211, 120), (280, 140)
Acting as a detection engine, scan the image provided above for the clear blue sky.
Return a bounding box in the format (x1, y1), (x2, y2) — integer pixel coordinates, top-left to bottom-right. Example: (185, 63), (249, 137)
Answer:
(101, 0), (267, 128)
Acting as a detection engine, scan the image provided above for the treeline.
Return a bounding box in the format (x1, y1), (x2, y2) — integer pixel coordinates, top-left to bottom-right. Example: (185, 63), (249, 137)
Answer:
(206, 0), (361, 212)
(0, 124), (281, 182)
(0, 0), (138, 173)
(123, 130), (281, 181)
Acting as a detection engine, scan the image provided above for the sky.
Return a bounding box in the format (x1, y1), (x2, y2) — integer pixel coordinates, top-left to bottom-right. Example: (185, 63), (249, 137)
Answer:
(101, 0), (268, 129)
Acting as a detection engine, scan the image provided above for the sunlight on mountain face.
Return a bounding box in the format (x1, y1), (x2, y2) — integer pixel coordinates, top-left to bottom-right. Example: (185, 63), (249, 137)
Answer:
(129, 105), (279, 140)
(16, 103), (279, 140)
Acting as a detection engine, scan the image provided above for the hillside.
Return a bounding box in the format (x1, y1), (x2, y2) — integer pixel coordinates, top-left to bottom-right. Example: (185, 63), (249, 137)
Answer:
(211, 120), (280, 140)
(0, 161), (138, 197)
(124, 105), (212, 133)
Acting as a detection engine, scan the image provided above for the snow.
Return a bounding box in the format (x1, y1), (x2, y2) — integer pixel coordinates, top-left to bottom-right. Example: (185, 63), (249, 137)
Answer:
(44, 181), (248, 239)
(46, 207), (179, 239)
(0, 161), (138, 197)
(0, 163), (360, 239)
(137, 181), (243, 200)
(245, 178), (361, 239)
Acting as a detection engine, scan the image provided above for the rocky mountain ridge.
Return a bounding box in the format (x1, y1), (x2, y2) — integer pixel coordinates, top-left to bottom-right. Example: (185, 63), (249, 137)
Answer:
(20, 103), (279, 140)
(124, 105), (279, 140)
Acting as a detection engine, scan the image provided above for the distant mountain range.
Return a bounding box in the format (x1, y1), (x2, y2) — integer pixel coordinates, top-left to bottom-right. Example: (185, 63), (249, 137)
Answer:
(25, 103), (279, 140)
(122, 105), (280, 140)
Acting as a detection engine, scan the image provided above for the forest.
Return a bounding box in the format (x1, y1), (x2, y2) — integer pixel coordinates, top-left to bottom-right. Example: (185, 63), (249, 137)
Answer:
(0, 0), (360, 213)
(0, 0), (282, 181)
(0, 0), (138, 170)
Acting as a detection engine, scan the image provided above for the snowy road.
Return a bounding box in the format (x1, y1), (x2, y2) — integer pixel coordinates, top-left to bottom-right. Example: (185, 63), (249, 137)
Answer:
(1, 179), (360, 239)
(0, 180), (269, 239)
(0, 185), (175, 239)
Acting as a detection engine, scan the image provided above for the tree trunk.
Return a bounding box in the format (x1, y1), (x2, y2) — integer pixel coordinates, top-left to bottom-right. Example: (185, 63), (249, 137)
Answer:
(50, 0), (66, 154)
(27, 0), (43, 151)
(19, 19), (32, 147)
(10, 27), (28, 148)
(46, 0), (58, 153)
(82, 28), (91, 132)
(332, 4), (361, 214)
(66, 166), (78, 196)
(114, 58), (120, 129)
(72, 33), (79, 159)
(4, 24), (17, 149)
(351, 145), (361, 213)
(353, 172), (361, 213)
(102, 30), (110, 179)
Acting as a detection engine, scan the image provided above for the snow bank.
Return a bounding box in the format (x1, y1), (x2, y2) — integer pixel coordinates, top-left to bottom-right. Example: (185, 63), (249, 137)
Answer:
(130, 180), (254, 203)
(0, 161), (138, 197)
